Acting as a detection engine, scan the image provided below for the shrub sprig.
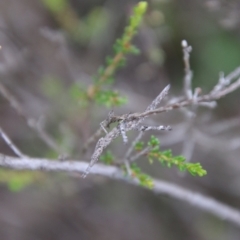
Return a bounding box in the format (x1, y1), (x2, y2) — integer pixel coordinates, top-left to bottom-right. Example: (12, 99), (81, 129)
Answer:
(145, 136), (207, 177)
(86, 2), (148, 107)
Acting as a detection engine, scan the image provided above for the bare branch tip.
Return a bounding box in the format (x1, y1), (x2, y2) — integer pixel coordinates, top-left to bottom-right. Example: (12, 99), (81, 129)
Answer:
(167, 125), (172, 131)
(181, 39), (188, 48)
(81, 172), (88, 178)
(165, 84), (171, 91)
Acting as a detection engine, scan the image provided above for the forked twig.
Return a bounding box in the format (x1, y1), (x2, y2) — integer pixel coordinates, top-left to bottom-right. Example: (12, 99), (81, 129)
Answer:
(0, 83), (64, 155)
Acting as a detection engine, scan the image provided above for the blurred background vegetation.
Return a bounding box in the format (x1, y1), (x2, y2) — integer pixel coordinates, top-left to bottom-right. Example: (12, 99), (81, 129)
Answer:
(0, 0), (240, 239)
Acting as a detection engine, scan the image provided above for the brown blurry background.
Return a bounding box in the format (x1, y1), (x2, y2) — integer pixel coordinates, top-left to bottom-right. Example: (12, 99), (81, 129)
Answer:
(0, 0), (240, 239)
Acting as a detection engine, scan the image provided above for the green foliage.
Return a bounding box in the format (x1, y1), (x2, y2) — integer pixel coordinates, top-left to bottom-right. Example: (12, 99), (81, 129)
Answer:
(42, 0), (83, 40)
(78, 7), (109, 45)
(100, 149), (154, 189)
(42, 1), (148, 108)
(122, 163), (154, 189)
(42, 76), (89, 109)
(69, 83), (89, 108)
(95, 90), (127, 108)
(42, 0), (67, 13)
(130, 163), (154, 189)
(42, 75), (65, 97)
(0, 170), (40, 192)
(134, 141), (145, 151)
(84, 1), (148, 107)
(100, 150), (114, 165)
(138, 136), (207, 177)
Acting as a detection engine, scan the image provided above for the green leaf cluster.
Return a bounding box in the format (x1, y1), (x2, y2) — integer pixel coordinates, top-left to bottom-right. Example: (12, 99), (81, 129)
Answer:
(137, 136), (207, 177)
(0, 170), (40, 192)
(121, 163), (154, 189)
(130, 163), (154, 189)
(42, 0), (67, 13)
(81, 1), (148, 108)
(100, 150), (154, 189)
(69, 83), (89, 107)
(95, 90), (127, 108)
(42, 0), (81, 39)
(100, 150), (114, 165)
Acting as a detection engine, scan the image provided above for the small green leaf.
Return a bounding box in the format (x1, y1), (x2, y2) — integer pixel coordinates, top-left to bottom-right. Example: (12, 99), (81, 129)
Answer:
(100, 150), (114, 165)
(135, 141), (144, 151)
(134, 2), (148, 16)
(42, 0), (67, 13)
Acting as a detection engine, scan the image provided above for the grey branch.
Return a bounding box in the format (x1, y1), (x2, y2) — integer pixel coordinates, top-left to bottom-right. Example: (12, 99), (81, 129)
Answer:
(125, 74), (240, 120)
(211, 67), (240, 94)
(137, 125), (172, 132)
(146, 84), (170, 111)
(124, 131), (144, 160)
(0, 153), (240, 226)
(129, 146), (151, 162)
(182, 40), (193, 99)
(0, 127), (26, 158)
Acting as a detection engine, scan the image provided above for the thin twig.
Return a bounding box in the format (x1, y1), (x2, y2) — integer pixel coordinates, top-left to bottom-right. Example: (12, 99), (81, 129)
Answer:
(207, 117), (240, 134)
(124, 125), (171, 162)
(125, 76), (240, 120)
(124, 131), (144, 160)
(181, 40), (197, 163)
(137, 125), (172, 132)
(82, 128), (103, 153)
(211, 67), (240, 94)
(0, 127), (26, 158)
(82, 110), (116, 153)
(182, 40), (193, 99)
(129, 146), (151, 162)
(124, 85), (171, 162)
(146, 84), (170, 111)
(124, 85), (170, 159)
